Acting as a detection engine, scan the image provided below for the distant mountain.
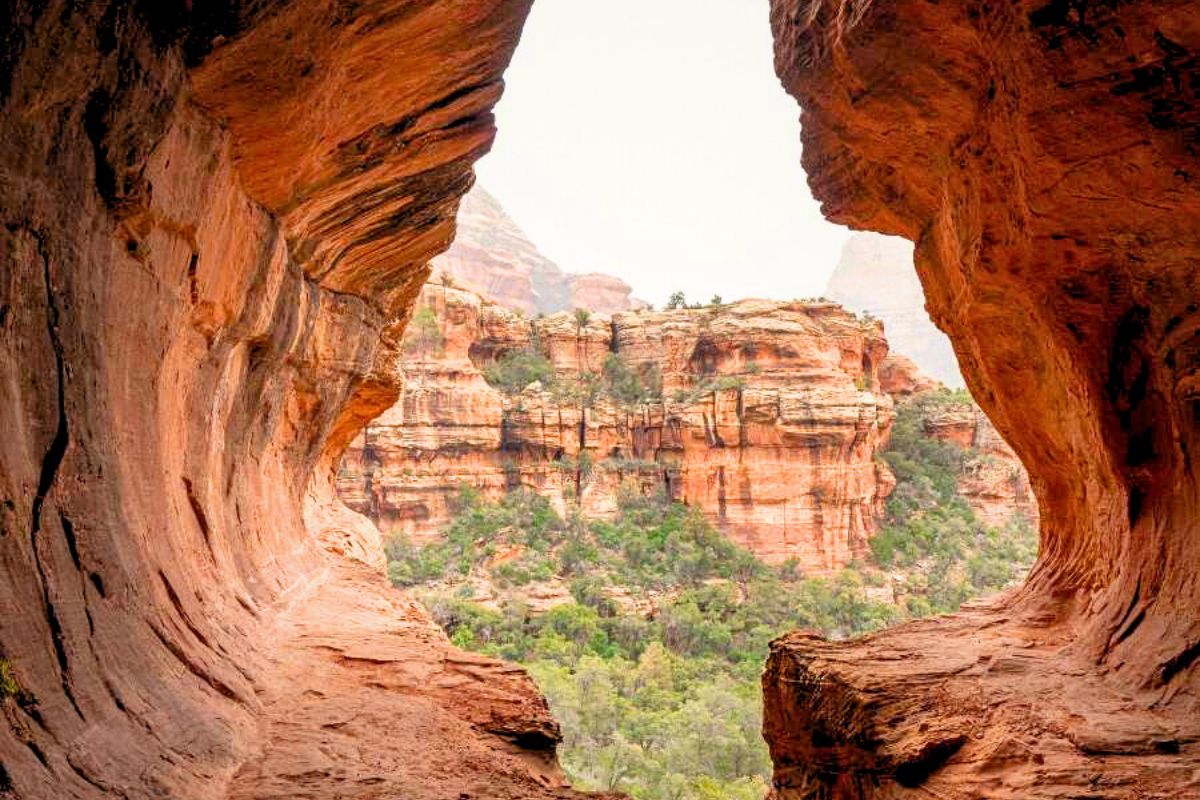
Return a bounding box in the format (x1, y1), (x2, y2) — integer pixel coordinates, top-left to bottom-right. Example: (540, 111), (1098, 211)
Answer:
(825, 233), (964, 388)
(432, 185), (644, 314)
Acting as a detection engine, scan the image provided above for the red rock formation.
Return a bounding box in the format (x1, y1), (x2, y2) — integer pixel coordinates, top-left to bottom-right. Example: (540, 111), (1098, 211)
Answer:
(433, 185), (643, 314)
(764, 0), (1200, 796)
(924, 400), (1039, 528)
(878, 353), (938, 397)
(339, 286), (897, 574)
(567, 273), (648, 315)
(0, 3), (593, 798)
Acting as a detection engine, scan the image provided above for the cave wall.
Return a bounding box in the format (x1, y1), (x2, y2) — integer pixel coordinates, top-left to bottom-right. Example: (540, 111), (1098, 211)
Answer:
(0, 2), (593, 798)
(764, 0), (1200, 796)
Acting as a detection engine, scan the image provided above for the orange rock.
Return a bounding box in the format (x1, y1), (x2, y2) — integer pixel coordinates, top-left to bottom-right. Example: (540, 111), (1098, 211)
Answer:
(765, 0), (1200, 795)
(932, 403), (1039, 529)
(879, 353), (940, 396)
(339, 286), (899, 574)
(0, 3), (596, 798)
(433, 185), (642, 314)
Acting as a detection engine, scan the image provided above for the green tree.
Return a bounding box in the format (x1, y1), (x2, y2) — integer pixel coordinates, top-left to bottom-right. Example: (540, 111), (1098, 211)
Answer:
(484, 348), (556, 394)
(403, 306), (444, 360)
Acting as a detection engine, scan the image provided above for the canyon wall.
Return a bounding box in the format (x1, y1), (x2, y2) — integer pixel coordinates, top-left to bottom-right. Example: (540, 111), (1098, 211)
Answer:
(923, 401), (1039, 528)
(338, 282), (899, 574)
(826, 232), (964, 387)
(765, 0), (1200, 796)
(432, 184), (643, 314)
(0, 3), (594, 798)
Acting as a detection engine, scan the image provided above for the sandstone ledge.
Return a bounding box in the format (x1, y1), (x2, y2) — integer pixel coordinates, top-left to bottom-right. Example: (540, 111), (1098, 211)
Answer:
(764, 604), (1200, 799)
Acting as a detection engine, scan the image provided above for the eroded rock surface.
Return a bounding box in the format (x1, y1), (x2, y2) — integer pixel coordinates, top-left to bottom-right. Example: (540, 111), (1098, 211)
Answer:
(432, 185), (643, 315)
(765, 0), (1200, 796)
(0, 2), (593, 798)
(338, 283), (897, 573)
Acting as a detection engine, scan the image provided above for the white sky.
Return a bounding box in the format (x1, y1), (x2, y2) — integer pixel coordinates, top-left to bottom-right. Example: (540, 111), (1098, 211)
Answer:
(475, 0), (853, 307)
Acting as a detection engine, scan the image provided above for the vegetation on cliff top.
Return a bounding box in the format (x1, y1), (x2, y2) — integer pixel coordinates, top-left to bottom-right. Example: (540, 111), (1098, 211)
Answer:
(483, 344), (663, 409)
(387, 392), (1036, 799)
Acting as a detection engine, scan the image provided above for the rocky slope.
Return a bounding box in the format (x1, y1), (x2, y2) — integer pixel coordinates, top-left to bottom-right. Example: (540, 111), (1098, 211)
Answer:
(432, 185), (643, 314)
(766, 0), (1200, 796)
(923, 400), (1039, 528)
(826, 232), (965, 387)
(338, 282), (899, 574)
(0, 3), (592, 798)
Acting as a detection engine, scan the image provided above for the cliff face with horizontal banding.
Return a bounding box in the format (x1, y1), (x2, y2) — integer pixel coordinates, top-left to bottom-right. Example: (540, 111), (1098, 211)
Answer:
(0, 3), (597, 798)
(338, 282), (898, 574)
(765, 0), (1200, 796)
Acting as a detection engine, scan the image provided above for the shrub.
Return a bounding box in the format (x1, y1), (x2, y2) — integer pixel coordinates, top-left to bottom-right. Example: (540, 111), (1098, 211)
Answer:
(403, 306), (444, 359)
(484, 348), (556, 394)
(0, 659), (35, 710)
(602, 353), (662, 408)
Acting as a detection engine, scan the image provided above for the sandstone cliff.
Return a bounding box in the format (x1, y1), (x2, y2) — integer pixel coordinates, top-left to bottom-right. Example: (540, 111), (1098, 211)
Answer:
(432, 185), (643, 315)
(4, 1), (1194, 798)
(826, 232), (965, 387)
(0, 3), (592, 798)
(339, 282), (897, 575)
(765, 0), (1200, 796)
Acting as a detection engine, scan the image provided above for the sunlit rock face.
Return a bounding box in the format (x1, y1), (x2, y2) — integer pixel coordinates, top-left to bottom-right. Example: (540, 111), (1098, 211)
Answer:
(0, 2), (592, 797)
(432, 185), (643, 315)
(878, 353), (939, 397)
(339, 284), (897, 574)
(765, 0), (1200, 796)
(827, 232), (965, 388)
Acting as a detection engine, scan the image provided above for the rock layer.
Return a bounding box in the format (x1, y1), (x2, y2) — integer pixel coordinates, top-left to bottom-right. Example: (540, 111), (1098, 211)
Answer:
(765, 0), (1200, 796)
(432, 185), (643, 314)
(0, 3), (592, 798)
(339, 283), (897, 574)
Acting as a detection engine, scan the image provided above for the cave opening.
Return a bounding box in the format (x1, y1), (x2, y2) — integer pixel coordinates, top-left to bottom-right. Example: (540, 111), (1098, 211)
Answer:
(3, 1), (1196, 798)
(332, 2), (1043, 798)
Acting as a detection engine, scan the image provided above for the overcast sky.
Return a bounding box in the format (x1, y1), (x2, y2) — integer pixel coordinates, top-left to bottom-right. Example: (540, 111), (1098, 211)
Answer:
(475, 0), (853, 307)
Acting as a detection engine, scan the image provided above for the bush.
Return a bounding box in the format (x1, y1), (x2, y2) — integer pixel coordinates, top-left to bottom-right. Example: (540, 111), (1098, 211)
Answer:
(403, 306), (444, 359)
(873, 395), (1038, 612)
(602, 353), (662, 408)
(484, 348), (556, 395)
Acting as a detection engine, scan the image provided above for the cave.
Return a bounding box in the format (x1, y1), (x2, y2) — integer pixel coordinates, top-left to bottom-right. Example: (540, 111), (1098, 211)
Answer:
(1, 1), (1198, 799)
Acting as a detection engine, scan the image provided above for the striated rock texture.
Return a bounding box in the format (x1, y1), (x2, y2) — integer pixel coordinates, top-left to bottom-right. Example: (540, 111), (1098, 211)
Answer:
(827, 232), (965, 388)
(766, 0), (1200, 797)
(0, 3), (597, 798)
(432, 184), (643, 315)
(339, 283), (897, 574)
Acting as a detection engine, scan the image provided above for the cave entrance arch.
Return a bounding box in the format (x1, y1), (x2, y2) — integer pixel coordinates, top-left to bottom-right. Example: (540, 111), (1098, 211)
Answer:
(1, 1), (1196, 798)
